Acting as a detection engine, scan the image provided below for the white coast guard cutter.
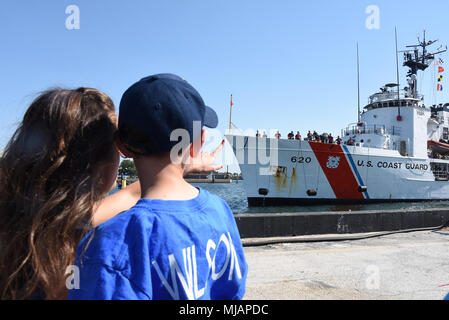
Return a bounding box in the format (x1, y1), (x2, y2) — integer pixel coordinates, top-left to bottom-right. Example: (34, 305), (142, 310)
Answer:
(226, 32), (449, 206)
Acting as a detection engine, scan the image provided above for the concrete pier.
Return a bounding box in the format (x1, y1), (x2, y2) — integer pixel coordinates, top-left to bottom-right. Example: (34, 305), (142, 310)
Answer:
(242, 228), (449, 300)
(234, 208), (449, 239)
(235, 209), (449, 300)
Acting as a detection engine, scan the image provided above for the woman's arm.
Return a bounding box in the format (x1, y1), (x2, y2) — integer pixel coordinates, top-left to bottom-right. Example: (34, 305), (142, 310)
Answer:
(92, 181), (141, 226)
(92, 139), (226, 226)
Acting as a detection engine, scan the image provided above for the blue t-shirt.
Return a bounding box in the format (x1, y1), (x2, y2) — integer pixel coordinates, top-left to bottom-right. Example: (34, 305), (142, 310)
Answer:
(68, 188), (248, 300)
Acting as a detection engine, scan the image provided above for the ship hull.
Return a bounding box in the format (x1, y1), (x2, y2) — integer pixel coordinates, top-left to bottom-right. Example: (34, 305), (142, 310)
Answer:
(226, 135), (449, 206)
(247, 197), (447, 206)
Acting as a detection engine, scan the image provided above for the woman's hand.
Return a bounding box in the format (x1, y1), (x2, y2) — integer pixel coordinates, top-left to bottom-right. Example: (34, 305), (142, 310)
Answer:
(183, 137), (225, 175)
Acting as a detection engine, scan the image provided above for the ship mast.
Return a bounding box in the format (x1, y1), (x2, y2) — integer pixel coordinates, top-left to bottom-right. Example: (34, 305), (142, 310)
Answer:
(395, 27), (401, 120)
(357, 42), (361, 123)
(402, 30), (447, 99)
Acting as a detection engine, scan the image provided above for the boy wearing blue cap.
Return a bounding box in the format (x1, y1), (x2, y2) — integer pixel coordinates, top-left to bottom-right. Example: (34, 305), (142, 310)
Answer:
(69, 74), (247, 300)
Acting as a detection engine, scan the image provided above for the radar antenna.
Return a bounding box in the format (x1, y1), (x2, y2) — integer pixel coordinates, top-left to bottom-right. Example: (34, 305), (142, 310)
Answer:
(401, 30), (447, 98)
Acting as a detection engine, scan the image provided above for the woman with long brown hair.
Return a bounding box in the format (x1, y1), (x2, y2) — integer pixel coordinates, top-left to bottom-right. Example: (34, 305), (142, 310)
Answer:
(0, 87), (223, 299)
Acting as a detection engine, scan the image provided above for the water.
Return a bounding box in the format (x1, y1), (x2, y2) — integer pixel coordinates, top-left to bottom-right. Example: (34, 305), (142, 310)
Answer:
(113, 181), (449, 214)
(192, 181), (449, 214)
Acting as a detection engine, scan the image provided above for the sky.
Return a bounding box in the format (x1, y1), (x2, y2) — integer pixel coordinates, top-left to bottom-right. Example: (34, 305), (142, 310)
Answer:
(1, 0), (448, 172)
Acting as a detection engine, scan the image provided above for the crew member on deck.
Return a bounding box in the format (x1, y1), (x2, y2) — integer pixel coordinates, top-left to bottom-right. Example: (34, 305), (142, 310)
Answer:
(288, 131), (294, 139)
(346, 137), (354, 145)
(321, 132), (328, 143)
(295, 131), (301, 140)
(275, 130), (281, 139)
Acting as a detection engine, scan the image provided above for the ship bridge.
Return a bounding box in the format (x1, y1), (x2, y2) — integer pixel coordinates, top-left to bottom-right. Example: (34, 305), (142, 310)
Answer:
(341, 82), (431, 157)
(363, 83), (425, 112)
(337, 82), (431, 157)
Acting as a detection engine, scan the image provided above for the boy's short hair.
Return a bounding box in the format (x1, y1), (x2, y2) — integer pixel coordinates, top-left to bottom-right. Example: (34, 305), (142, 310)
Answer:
(118, 73), (218, 155)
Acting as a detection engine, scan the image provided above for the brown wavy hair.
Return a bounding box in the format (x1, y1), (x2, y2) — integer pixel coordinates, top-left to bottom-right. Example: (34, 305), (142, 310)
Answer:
(0, 88), (117, 299)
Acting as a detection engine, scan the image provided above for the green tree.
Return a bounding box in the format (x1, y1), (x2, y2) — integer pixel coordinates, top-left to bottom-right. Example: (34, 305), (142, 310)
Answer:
(118, 159), (137, 178)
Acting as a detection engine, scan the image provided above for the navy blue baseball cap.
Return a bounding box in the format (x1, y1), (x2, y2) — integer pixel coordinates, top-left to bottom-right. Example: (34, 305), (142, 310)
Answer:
(118, 73), (218, 155)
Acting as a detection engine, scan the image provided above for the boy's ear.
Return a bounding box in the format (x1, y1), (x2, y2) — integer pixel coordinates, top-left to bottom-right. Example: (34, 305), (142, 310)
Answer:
(200, 128), (207, 148)
(189, 129), (206, 157)
(114, 132), (135, 158)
